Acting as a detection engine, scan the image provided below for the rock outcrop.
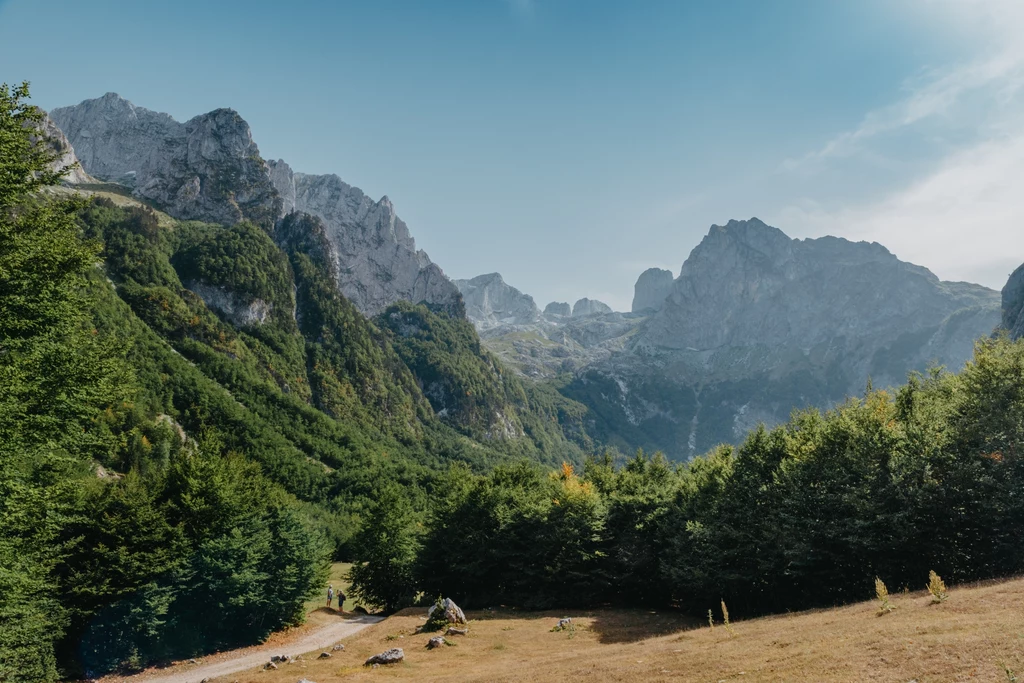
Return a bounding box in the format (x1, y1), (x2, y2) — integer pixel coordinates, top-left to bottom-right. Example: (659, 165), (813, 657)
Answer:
(268, 160), (462, 316)
(427, 598), (467, 625)
(186, 282), (271, 327)
(572, 298), (612, 317)
(562, 218), (1001, 460)
(455, 272), (539, 330)
(543, 301), (572, 319)
(631, 267), (674, 313)
(364, 649), (404, 666)
(47, 94), (461, 318)
(39, 113), (92, 184)
(50, 93), (280, 228)
(1001, 263), (1024, 340)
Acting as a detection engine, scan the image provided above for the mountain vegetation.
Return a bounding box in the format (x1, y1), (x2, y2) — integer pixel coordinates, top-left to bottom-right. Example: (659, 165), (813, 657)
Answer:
(352, 335), (1024, 620)
(0, 83), (590, 681)
(5, 79), (1024, 683)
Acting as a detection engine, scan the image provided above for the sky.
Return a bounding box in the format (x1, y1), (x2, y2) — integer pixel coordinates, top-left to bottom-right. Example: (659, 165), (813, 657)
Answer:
(1, 0), (1021, 310)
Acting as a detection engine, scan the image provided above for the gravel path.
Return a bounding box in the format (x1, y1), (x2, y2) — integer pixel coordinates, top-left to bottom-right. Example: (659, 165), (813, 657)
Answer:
(116, 614), (382, 683)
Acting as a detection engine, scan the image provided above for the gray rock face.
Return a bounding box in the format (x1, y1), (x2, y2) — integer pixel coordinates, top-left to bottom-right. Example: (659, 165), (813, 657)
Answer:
(562, 218), (1001, 459)
(47, 94), (461, 318)
(50, 93), (280, 228)
(641, 218), (995, 353)
(631, 267), (674, 313)
(572, 298), (612, 317)
(1002, 263), (1024, 340)
(39, 113), (92, 184)
(268, 160), (462, 317)
(455, 273), (539, 330)
(543, 301), (571, 319)
(364, 648), (404, 666)
(187, 282), (271, 327)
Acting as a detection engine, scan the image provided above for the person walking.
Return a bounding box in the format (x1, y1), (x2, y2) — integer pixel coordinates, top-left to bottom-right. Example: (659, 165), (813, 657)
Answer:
(326, 584), (335, 608)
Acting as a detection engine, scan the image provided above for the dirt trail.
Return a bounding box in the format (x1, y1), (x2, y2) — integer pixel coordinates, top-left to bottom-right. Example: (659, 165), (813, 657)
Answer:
(114, 614), (382, 683)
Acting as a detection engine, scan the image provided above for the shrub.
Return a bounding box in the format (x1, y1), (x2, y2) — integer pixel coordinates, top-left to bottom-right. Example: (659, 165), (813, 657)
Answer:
(721, 599), (734, 635)
(875, 578), (895, 615)
(927, 570), (948, 604)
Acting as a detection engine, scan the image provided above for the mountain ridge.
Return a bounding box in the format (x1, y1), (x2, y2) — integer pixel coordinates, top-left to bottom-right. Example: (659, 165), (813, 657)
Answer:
(49, 93), (462, 317)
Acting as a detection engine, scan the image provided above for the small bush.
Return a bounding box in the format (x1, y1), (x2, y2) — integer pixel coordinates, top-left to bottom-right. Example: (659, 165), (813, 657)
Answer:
(721, 600), (735, 636)
(875, 577), (895, 616)
(927, 570), (948, 604)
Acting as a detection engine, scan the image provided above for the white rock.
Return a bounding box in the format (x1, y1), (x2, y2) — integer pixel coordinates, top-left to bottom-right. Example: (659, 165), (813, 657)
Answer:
(454, 273), (539, 331)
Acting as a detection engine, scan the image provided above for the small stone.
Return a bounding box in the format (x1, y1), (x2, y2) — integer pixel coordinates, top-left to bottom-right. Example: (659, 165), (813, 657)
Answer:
(426, 637), (446, 649)
(318, 651), (331, 659)
(364, 648), (404, 666)
(445, 627), (468, 636)
(332, 644), (345, 651)
(372, 663), (380, 669)
(553, 617), (573, 631)
(264, 661), (278, 670)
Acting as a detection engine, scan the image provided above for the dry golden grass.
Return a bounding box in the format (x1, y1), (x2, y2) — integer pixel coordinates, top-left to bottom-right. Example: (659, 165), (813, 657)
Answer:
(219, 576), (1024, 682)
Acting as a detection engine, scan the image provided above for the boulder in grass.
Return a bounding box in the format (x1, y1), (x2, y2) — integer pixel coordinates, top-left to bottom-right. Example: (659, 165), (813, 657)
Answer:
(553, 617), (573, 631)
(318, 651), (331, 659)
(426, 597), (467, 625)
(364, 648), (404, 666)
(426, 637), (446, 649)
(445, 627), (468, 636)
(332, 643), (345, 651)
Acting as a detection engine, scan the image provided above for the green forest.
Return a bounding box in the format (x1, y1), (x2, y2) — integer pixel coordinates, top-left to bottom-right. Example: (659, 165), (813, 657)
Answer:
(4, 80), (1024, 682)
(353, 337), (1024, 616)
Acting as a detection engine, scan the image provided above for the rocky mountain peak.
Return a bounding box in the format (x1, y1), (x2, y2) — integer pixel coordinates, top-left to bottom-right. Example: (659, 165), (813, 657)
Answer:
(47, 95), (463, 318)
(1002, 262), (1024, 340)
(572, 298), (612, 317)
(631, 267), (674, 313)
(455, 273), (539, 331)
(269, 164), (461, 316)
(39, 113), (92, 184)
(647, 218), (980, 352)
(543, 302), (571, 319)
(50, 93), (280, 228)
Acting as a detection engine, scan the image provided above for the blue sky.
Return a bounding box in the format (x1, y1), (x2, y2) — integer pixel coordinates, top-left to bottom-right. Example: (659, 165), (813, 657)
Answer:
(2, 0), (1021, 309)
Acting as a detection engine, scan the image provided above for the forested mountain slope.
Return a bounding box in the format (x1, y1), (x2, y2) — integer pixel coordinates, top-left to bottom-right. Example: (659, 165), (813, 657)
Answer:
(0, 84), (590, 681)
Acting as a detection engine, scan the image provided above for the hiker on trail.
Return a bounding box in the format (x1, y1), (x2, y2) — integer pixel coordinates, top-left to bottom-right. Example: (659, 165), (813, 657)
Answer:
(327, 584), (334, 608)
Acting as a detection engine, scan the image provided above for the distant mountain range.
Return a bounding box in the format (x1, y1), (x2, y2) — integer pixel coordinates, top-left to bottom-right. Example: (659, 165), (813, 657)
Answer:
(46, 93), (1008, 460)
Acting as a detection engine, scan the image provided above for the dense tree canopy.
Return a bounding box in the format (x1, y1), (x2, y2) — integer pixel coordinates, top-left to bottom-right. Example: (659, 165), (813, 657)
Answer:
(351, 337), (1024, 619)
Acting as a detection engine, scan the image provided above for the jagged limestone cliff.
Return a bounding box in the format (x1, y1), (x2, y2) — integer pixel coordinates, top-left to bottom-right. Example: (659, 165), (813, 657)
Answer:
(631, 267), (674, 313)
(563, 218), (1001, 459)
(48, 94), (461, 316)
(454, 272), (539, 330)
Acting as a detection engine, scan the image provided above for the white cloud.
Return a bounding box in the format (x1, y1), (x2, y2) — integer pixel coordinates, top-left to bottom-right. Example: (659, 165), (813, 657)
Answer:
(777, 0), (1024, 289)
(781, 132), (1024, 288)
